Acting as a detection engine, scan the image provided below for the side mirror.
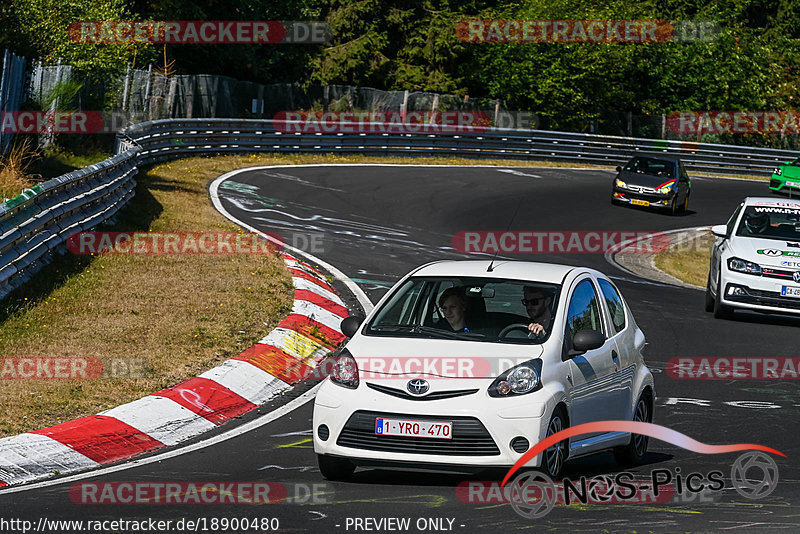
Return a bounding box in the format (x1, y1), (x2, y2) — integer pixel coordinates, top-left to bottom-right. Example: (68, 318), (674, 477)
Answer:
(710, 224), (728, 238)
(616, 166), (622, 172)
(341, 316), (364, 338)
(570, 329), (606, 356)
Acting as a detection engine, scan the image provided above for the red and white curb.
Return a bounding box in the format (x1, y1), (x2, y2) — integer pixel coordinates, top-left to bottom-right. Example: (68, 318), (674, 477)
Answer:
(0, 253), (347, 489)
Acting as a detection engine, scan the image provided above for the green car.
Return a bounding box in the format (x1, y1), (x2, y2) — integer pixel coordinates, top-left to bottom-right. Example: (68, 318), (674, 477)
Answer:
(769, 157), (800, 194)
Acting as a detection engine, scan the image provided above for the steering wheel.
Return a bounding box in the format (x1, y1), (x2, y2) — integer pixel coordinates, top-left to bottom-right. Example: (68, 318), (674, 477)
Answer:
(498, 323), (537, 338)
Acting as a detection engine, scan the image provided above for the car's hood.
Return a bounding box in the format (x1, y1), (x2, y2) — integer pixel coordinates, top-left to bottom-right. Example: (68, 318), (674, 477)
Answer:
(731, 235), (800, 266)
(617, 170), (676, 189)
(344, 335), (545, 379)
(778, 164), (800, 180)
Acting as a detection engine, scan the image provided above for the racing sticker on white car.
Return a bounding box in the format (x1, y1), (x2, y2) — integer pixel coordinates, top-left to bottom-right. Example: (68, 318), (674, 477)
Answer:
(758, 249), (800, 257)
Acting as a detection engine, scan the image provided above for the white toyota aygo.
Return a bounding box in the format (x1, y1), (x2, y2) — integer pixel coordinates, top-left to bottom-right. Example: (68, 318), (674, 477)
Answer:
(707, 196), (800, 318)
(313, 260), (655, 480)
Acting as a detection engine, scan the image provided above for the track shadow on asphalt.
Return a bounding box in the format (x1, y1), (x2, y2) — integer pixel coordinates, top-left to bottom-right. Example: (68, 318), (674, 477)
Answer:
(345, 451), (673, 486)
(718, 310), (800, 327)
(613, 204), (697, 217)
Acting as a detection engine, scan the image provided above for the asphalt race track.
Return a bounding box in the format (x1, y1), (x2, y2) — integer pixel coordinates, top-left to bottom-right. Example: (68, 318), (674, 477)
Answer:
(2, 165), (800, 533)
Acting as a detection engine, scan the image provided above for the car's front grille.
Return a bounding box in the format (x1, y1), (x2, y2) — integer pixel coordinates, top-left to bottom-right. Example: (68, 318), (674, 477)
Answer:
(761, 267), (797, 280)
(336, 410), (501, 456)
(726, 284), (800, 310)
(366, 382), (479, 401)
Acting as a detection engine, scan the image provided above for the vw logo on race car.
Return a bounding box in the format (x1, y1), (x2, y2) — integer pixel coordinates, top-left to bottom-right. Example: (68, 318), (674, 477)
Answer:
(793, 272), (800, 283)
(407, 379), (430, 396)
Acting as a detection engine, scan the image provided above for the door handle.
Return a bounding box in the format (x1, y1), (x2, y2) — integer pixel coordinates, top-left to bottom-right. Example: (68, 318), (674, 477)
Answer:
(611, 351), (619, 363)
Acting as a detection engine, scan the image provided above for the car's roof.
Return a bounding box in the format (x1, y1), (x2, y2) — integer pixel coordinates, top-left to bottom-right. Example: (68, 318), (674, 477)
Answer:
(411, 260), (579, 284)
(742, 197), (800, 208)
(626, 154), (681, 162)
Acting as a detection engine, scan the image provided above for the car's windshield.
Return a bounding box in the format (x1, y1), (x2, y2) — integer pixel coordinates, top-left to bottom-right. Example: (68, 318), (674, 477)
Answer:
(790, 158), (800, 167)
(736, 205), (800, 242)
(366, 276), (560, 343)
(623, 157), (675, 178)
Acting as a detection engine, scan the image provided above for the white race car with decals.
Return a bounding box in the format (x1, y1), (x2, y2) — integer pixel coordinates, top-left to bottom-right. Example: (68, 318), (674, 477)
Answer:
(707, 196), (800, 318)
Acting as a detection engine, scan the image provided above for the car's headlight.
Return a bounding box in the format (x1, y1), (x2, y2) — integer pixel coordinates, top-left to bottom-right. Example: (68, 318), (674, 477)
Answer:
(489, 359), (542, 397)
(615, 179), (627, 188)
(330, 349), (359, 389)
(656, 179), (676, 194)
(774, 167), (783, 176)
(728, 257), (762, 275)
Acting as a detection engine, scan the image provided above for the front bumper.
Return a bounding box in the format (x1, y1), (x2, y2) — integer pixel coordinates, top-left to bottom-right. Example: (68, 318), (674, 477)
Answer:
(719, 268), (800, 314)
(313, 379), (555, 468)
(769, 175), (800, 193)
(612, 188), (674, 207)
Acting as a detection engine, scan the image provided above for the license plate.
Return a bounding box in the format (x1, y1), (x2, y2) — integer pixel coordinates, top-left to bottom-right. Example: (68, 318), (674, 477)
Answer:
(786, 181), (800, 188)
(375, 418), (452, 439)
(631, 199), (650, 207)
(781, 286), (800, 298)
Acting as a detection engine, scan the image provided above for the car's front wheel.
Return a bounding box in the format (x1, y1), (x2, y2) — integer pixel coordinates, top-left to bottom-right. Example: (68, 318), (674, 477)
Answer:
(704, 274), (715, 312)
(541, 407), (568, 479)
(613, 392), (652, 466)
(317, 455), (355, 481)
(669, 196), (679, 215)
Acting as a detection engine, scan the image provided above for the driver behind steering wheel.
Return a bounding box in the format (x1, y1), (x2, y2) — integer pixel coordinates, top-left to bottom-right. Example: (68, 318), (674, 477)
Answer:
(522, 286), (553, 337)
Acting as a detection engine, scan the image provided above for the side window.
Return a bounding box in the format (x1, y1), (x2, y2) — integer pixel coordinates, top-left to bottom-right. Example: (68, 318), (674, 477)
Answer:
(565, 279), (604, 339)
(726, 204), (743, 236)
(598, 279), (626, 334)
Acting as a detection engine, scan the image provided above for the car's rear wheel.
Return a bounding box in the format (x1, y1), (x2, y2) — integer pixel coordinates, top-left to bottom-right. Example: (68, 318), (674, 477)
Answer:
(613, 392), (652, 466)
(541, 407), (568, 479)
(704, 274), (715, 312)
(317, 455), (355, 481)
(713, 271), (734, 319)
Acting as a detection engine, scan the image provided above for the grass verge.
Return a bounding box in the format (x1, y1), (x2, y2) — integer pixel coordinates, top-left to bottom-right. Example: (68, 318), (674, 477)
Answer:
(654, 230), (715, 287)
(0, 154), (296, 437)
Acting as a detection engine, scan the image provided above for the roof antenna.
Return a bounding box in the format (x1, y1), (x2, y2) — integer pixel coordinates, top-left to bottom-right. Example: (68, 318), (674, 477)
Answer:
(487, 196), (524, 272)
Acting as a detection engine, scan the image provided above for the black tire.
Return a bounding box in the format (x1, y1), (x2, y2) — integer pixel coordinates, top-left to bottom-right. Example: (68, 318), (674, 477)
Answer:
(613, 392), (652, 466)
(704, 274), (715, 312)
(541, 407), (568, 479)
(317, 455), (355, 481)
(713, 271), (734, 319)
(669, 196), (679, 215)
(679, 193), (689, 213)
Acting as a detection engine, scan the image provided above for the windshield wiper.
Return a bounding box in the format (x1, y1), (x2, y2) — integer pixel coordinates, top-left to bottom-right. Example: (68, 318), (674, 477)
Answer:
(370, 324), (481, 340)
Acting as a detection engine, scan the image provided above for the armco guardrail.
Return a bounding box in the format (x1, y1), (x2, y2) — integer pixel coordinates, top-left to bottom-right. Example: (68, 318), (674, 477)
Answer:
(0, 117), (791, 300)
(117, 118), (795, 176)
(0, 148), (139, 300)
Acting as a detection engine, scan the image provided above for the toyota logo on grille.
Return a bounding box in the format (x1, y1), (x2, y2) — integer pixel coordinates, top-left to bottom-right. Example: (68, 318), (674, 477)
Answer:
(793, 272), (800, 283)
(407, 379), (430, 396)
